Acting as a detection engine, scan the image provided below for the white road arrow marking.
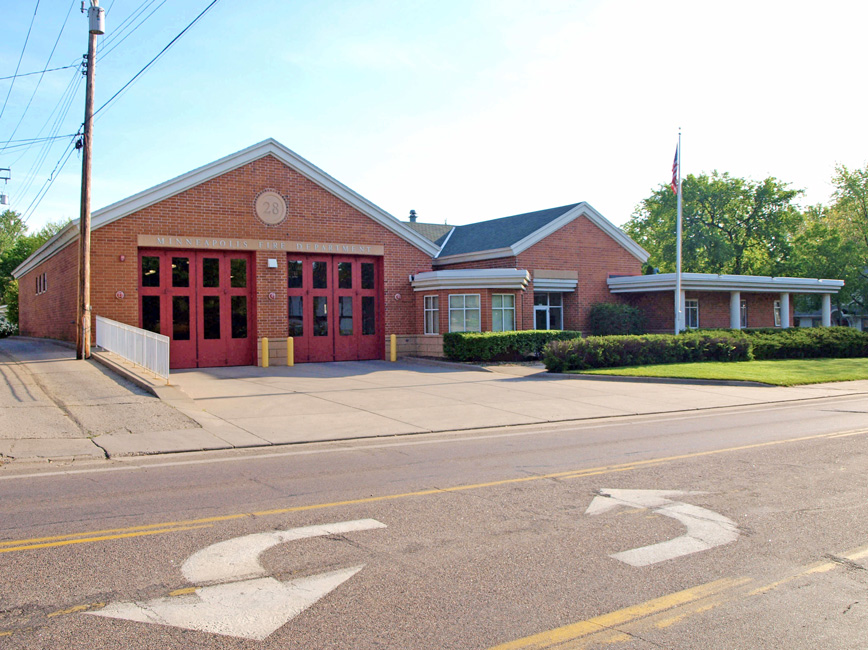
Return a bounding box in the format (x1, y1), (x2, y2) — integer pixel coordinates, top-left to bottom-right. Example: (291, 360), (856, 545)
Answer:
(87, 518), (386, 640)
(585, 489), (739, 567)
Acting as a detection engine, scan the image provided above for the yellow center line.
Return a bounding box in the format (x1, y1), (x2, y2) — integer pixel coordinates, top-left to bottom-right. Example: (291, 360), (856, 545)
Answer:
(46, 603), (105, 618)
(488, 578), (751, 650)
(4, 428), (866, 554)
(0, 524), (213, 554)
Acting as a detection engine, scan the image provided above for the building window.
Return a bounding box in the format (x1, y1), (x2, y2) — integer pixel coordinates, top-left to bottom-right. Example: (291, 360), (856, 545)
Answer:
(424, 295), (439, 335)
(492, 294), (515, 331)
(685, 299), (699, 329)
(534, 293), (563, 330)
(449, 294), (480, 332)
(740, 299), (748, 328)
(774, 300), (781, 327)
(35, 273), (47, 295)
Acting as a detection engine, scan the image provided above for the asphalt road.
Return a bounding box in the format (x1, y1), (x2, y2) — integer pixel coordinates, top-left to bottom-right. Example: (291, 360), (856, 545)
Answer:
(2, 393), (868, 649)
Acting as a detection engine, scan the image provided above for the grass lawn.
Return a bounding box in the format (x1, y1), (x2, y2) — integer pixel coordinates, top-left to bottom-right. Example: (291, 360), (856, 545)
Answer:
(574, 357), (868, 386)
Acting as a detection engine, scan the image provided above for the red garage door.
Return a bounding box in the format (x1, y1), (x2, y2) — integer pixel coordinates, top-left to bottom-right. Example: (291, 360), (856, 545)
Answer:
(286, 254), (383, 362)
(139, 249), (256, 369)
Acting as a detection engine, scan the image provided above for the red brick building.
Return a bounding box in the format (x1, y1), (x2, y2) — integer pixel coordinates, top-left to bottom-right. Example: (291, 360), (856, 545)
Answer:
(12, 140), (845, 368)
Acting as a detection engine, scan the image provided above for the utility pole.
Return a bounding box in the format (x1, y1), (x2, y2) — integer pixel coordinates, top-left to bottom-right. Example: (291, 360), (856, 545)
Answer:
(77, 0), (105, 360)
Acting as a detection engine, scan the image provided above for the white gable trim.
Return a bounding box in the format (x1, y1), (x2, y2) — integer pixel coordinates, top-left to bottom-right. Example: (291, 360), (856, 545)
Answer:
(92, 139), (439, 255)
(15, 140), (440, 277)
(511, 202), (649, 263)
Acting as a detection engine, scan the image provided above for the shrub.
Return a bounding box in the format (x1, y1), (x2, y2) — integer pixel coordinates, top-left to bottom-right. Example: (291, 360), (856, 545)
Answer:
(1, 279), (18, 327)
(543, 331), (751, 372)
(0, 318), (16, 338)
(587, 302), (647, 336)
(748, 327), (868, 360)
(443, 330), (582, 362)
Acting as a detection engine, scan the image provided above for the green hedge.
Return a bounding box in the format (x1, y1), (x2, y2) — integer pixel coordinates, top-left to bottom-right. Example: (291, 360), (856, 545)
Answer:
(587, 302), (647, 336)
(543, 332), (750, 372)
(443, 330), (582, 362)
(542, 327), (868, 372)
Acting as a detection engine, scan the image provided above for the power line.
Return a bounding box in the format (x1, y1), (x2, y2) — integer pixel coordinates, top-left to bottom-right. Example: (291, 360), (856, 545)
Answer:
(0, 64), (78, 82)
(0, 0), (42, 126)
(94, 0), (221, 119)
(98, 1), (167, 62)
(20, 136), (79, 223)
(2, 0), (78, 150)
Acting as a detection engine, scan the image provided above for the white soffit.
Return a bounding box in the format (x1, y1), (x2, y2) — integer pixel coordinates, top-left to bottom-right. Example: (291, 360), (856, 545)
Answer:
(533, 278), (578, 292)
(411, 269), (530, 291)
(607, 272), (845, 294)
(511, 202), (650, 263)
(12, 221), (79, 278)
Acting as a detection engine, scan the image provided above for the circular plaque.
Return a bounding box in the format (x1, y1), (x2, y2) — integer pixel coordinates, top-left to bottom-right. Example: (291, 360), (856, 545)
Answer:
(255, 190), (287, 225)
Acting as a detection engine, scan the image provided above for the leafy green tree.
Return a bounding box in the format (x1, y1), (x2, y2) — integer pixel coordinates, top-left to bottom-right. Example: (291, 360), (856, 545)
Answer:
(785, 206), (863, 313)
(0, 218), (71, 298)
(826, 164), (868, 310)
(0, 210), (27, 257)
(625, 172), (804, 276)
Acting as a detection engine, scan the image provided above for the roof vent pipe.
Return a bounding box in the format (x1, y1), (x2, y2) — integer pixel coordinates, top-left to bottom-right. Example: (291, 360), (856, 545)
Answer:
(409, 209), (417, 223)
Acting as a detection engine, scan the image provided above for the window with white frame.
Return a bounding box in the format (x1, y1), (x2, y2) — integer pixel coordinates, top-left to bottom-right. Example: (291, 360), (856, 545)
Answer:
(448, 294), (480, 332)
(492, 294), (515, 331)
(685, 299), (699, 329)
(533, 293), (563, 330)
(35, 273), (47, 295)
(424, 295), (439, 334)
(774, 300), (781, 327)
(740, 299), (747, 328)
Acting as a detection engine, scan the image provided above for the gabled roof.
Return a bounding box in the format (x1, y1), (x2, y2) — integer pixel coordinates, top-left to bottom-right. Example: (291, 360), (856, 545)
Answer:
(14, 139), (439, 278)
(405, 221), (453, 243)
(434, 202), (649, 265)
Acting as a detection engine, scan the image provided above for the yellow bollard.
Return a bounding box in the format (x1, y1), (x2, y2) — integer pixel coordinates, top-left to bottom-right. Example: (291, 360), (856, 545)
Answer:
(261, 337), (269, 368)
(390, 334), (397, 362)
(287, 337), (294, 367)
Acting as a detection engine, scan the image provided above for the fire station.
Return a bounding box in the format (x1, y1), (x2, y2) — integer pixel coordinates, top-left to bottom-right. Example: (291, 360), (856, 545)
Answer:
(13, 139), (844, 368)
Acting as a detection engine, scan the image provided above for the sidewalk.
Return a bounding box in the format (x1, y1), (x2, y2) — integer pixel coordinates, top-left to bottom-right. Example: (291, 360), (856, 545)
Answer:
(2, 337), (868, 464)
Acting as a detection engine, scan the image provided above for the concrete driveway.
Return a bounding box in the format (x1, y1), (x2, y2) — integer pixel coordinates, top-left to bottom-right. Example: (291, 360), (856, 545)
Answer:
(3, 337), (868, 462)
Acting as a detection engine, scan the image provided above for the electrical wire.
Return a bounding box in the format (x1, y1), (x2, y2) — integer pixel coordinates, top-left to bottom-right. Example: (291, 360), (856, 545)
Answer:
(98, 1), (167, 62)
(0, 0), (42, 126)
(98, 0), (160, 55)
(20, 136), (79, 223)
(0, 64), (78, 82)
(94, 0), (221, 119)
(2, 0), (78, 150)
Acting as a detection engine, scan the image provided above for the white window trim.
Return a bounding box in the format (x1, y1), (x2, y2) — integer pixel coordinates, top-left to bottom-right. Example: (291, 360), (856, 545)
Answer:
(424, 295), (439, 335)
(774, 300), (781, 327)
(492, 293), (515, 332)
(740, 299), (747, 329)
(685, 299), (699, 329)
(448, 293), (481, 333)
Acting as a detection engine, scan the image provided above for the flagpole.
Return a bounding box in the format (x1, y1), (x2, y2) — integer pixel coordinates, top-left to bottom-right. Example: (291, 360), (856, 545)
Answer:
(675, 129), (683, 334)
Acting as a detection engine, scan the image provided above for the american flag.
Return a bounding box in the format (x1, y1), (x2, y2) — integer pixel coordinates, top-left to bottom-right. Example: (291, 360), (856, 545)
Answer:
(671, 146), (679, 195)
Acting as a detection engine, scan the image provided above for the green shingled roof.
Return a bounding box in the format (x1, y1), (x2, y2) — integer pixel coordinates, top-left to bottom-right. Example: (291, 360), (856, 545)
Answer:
(437, 203), (580, 257)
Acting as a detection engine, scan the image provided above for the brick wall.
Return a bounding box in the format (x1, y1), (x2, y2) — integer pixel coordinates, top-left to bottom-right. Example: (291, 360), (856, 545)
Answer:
(19, 155), (434, 353)
(626, 290), (794, 332)
(18, 242), (78, 341)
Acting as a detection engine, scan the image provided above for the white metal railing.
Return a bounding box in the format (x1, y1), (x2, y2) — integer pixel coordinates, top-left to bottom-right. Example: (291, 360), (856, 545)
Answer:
(95, 315), (170, 381)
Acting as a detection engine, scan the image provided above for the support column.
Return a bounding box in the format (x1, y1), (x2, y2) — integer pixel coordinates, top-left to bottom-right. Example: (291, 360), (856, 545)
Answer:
(730, 291), (741, 329)
(821, 294), (832, 327)
(780, 293), (790, 329)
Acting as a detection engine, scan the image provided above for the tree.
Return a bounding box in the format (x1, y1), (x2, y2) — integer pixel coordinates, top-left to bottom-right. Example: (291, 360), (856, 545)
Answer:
(826, 164), (868, 310)
(0, 218), (71, 298)
(625, 172), (804, 276)
(0, 210), (27, 257)
(785, 205), (863, 314)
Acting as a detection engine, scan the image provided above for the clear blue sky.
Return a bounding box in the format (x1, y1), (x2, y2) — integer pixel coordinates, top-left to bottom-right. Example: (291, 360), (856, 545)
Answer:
(2, 0), (866, 234)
